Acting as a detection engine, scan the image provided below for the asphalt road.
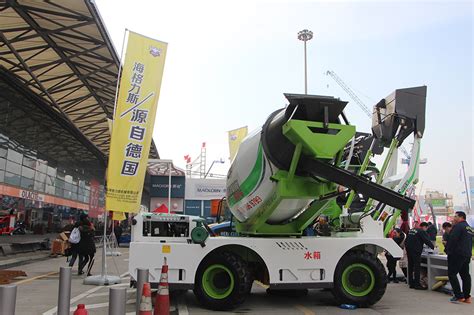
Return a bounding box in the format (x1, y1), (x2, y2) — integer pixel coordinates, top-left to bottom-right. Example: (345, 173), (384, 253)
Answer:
(3, 248), (473, 314)
(183, 282), (473, 315)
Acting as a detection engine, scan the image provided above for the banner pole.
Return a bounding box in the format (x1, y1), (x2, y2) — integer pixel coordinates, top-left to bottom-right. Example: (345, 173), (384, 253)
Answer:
(111, 29), (129, 121)
(101, 209), (107, 277)
(168, 161), (171, 213)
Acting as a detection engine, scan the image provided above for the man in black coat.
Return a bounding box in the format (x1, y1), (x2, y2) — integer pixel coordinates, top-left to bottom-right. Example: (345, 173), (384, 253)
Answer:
(446, 211), (473, 303)
(441, 222), (452, 254)
(405, 222), (434, 289)
(426, 222), (438, 244)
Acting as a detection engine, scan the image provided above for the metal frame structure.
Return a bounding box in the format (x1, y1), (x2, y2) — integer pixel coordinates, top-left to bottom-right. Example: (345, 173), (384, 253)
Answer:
(0, 70), (106, 169)
(0, 0), (158, 160)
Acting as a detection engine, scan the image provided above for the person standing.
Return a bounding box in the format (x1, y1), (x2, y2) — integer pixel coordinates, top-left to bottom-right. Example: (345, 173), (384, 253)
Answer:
(386, 228), (406, 283)
(405, 222), (434, 289)
(114, 222), (123, 246)
(446, 211), (473, 303)
(427, 222), (438, 247)
(441, 222), (452, 254)
(78, 214), (96, 276)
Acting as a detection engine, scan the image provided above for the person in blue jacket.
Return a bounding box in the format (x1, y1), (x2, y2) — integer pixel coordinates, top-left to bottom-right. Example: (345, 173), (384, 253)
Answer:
(446, 211), (473, 304)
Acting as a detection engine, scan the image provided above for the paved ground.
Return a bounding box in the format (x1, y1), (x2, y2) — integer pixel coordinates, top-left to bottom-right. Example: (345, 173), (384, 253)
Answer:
(10, 247), (137, 315)
(184, 282), (473, 315)
(2, 247), (472, 315)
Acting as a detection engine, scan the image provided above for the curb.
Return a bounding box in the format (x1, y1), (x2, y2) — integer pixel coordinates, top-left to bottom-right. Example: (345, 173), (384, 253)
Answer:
(0, 253), (51, 269)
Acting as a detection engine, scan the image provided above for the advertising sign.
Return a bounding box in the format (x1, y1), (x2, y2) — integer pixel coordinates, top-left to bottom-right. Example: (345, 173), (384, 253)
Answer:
(184, 199), (211, 217)
(150, 176), (185, 198)
(185, 178), (226, 200)
(88, 179), (101, 218)
(430, 199), (446, 208)
(19, 189), (44, 202)
(106, 31), (167, 213)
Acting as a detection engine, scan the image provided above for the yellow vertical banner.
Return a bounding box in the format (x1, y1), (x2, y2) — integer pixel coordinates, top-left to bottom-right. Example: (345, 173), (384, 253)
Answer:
(228, 126), (248, 161)
(112, 211), (126, 221)
(106, 31), (167, 213)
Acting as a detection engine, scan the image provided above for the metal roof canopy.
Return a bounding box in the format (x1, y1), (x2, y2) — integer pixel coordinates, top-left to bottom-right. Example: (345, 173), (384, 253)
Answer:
(0, 69), (107, 173)
(0, 0), (159, 161)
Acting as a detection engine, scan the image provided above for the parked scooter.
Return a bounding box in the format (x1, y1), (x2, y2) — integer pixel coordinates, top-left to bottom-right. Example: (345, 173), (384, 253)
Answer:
(10, 220), (26, 235)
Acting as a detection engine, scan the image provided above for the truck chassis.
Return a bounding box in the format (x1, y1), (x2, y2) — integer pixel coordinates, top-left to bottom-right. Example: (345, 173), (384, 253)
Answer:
(129, 213), (401, 310)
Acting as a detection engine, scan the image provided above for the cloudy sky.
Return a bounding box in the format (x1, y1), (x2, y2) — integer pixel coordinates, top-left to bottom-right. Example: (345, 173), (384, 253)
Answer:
(95, 0), (473, 205)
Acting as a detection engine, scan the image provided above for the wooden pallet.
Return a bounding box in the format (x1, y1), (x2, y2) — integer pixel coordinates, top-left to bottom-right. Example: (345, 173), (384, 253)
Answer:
(0, 270), (27, 284)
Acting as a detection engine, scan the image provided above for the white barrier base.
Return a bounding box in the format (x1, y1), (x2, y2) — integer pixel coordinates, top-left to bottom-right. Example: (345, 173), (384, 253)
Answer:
(83, 275), (121, 286)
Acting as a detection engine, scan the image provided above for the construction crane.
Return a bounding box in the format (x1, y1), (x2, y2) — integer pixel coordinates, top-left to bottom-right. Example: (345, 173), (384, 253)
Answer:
(325, 70), (372, 118)
(325, 70), (426, 165)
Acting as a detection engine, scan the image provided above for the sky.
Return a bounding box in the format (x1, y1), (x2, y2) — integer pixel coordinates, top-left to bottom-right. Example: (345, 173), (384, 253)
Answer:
(95, 0), (473, 206)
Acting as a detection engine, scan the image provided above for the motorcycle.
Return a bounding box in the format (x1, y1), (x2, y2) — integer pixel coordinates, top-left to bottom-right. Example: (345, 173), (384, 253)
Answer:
(10, 220), (26, 235)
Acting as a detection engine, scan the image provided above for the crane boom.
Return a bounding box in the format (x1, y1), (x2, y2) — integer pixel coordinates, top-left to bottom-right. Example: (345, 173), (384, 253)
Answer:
(325, 70), (372, 118)
(326, 70), (423, 164)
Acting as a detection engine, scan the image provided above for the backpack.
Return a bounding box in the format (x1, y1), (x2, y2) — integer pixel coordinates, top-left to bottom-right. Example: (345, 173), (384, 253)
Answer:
(69, 227), (81, 244)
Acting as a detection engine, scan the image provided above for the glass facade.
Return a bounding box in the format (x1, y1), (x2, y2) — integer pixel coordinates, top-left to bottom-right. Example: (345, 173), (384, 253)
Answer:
(0, 132), (102, 204)
(0, 73), (106, 231)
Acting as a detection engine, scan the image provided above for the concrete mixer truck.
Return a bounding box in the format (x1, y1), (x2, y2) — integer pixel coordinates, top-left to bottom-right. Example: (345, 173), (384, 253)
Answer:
(129, 86), (426, 310)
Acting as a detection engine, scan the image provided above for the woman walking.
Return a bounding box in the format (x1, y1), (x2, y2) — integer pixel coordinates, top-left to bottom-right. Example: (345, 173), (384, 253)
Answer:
(77, 214), (96, 276)
(68, 221), (81, 271)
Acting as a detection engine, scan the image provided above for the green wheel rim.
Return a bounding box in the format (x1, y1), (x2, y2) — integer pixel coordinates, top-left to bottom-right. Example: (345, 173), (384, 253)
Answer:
(341, 263), (375, 297)
(202, 264), (235, 299)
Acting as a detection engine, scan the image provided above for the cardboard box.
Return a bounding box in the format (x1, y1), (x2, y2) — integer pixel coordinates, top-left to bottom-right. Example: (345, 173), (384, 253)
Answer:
(51, 239), (69, 255)
(58, 232), (69, 241)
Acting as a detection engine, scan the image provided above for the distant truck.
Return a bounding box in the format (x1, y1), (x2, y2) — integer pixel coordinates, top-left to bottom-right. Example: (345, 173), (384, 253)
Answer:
(130, 88), (426, 310)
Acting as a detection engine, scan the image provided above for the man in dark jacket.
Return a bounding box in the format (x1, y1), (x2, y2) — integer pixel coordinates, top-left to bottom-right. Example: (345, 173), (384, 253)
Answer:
(446, 211), (473, 303)
(405, 222), (434, 289)
(441, 222), (452, 254)
(426, 222), (438, 244)
(386, 228), (406, 283)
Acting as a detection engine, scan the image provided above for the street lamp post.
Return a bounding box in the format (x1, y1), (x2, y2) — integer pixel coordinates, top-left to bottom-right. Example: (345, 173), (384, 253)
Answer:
(297, 29), (313, 94)
(205, 159), (225, 178)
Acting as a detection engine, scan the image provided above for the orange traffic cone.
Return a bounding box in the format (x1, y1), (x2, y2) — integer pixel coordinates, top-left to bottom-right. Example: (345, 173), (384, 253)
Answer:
(73, 304), (88, 315)
(139, 283), (153, 315)
(154, 258), (170, 315)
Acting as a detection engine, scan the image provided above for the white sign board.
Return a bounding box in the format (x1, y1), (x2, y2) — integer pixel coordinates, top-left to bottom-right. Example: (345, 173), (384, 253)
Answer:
(185, 178), (227, 200)
(19, 189), (44, 202)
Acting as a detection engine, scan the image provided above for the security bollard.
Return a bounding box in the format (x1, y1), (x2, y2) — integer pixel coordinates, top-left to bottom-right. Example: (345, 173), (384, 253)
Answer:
(109, 287), (126, 315)
(136, 268), (149, 314)
(57, 267), (72, 315)
(0, 284), (17, 315)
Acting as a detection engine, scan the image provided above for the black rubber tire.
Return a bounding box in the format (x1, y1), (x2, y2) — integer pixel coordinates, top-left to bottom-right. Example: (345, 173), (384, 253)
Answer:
(194, 251), (251, 310)
(332, 250), (387, 307)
